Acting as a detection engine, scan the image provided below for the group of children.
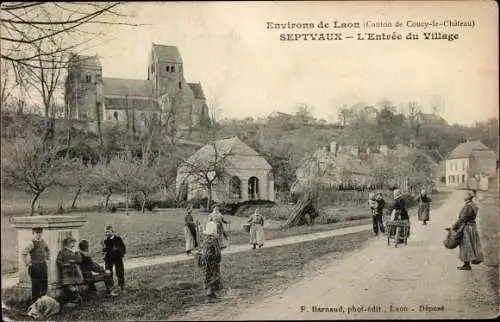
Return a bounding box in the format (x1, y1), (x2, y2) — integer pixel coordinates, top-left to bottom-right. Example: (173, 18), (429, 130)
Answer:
(22, 225), (127, 307)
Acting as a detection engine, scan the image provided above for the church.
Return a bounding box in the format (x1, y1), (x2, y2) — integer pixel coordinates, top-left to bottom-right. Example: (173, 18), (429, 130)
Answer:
(64, 43), (211, 130)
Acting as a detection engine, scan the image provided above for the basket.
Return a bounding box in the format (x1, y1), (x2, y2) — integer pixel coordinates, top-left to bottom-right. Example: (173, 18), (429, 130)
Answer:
(243, 224), (251, 233)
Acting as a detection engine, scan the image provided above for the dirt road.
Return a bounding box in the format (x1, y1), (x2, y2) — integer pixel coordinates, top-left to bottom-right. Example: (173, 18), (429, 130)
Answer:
(227, 190), (498, 320)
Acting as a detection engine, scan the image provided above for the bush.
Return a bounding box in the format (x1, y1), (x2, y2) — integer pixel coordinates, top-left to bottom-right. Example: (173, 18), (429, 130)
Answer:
(156, 198), (179, 209)
(130, 195), (158, 212)
(187, 197), (208, 209)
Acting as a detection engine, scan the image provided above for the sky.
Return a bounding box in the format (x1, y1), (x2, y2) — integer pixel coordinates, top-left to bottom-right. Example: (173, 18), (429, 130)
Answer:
(73, 1), (498, 125)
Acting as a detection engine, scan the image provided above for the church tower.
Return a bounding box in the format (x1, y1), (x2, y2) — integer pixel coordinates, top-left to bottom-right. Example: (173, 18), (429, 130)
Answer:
(64, 54), (104, 121)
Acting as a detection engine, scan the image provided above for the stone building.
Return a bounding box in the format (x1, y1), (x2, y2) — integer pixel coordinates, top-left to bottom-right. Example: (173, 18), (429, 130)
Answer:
(176, 136), (274, 203)
(64, 43), (210, 131)
(445, 139), (497, 189)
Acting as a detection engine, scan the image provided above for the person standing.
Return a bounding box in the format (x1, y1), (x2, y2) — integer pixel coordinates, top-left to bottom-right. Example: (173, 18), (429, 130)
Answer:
(208, 206), (230, 249)
(200, 220), (223, 302)
(248, 209), (265, 249)
(373, 192), (386, 235)
(416, 189), (432, 225)
(102, 225), (126, 293)
(388, 189), (410, 239)
(184, 208), (199, 255)
(452, 190), (484, 270)
(21, 227), (50, 303)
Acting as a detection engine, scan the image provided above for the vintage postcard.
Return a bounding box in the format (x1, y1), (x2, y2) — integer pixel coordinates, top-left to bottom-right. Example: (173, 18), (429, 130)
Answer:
(1, 1), (498, 321)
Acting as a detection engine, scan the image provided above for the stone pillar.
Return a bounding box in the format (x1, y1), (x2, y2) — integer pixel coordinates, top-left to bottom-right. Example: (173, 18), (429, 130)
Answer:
(10, 215), (87, 289)
(241, 177), (249, 201)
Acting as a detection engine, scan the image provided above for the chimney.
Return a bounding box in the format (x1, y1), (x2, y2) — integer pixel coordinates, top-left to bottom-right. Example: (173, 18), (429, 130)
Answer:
(351, 146), (359, 158)
(380, 145), (388, 156)
(330, 141), (338, 156)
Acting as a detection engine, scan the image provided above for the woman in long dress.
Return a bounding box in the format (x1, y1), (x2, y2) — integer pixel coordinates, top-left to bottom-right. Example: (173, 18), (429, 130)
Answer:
(416, 189), (432, 225)
(208, 206), (230, 249)
(452, 190), (484, 270)
(184, 208), (198, 255)
(248, 210), (265, 249)
(200, 220), (223, 301)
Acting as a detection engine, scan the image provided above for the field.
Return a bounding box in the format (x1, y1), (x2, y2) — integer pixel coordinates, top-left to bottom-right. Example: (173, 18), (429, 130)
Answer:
(1, 189), (451, 274)
(2, 230), (373, 321)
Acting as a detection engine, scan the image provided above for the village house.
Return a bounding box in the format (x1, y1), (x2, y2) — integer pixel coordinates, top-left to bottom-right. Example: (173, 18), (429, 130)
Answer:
(176, 136), (274, 204)
(64, 43), (210, 131)
(445, 139), (497, 190)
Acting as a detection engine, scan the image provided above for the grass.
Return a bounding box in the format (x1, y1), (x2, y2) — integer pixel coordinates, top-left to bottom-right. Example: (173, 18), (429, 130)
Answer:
(2, 230), (373, 321)
(1, 190), (452, 275)
(477, 184), (499, 304)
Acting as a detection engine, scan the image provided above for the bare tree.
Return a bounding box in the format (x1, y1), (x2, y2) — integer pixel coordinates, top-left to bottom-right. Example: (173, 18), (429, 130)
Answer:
(87, 159), (119, 210)
(337, 104), (351, 127)
(177, 141), (232, 210)
(1, 135), (66, 215)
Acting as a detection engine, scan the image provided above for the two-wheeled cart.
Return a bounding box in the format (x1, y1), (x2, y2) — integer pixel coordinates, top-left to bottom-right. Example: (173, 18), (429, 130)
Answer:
(386, 219), (410, 248)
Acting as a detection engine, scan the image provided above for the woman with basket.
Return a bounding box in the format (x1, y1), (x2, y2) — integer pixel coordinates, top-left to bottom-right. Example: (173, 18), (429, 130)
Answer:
(388, 189), (410, 242)
(416, 189), (432, 225)
(450, 190), (484, 270)
(248, 209), (265, 249)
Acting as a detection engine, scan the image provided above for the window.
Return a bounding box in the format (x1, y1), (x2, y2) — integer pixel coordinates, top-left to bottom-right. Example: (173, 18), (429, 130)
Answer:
(171, 66), (175, 72)
(85, 75), (92, 83)
(166, 66), (170, 72)
(462, 175), (465, 183)
(462, 161), (465, 171)
(113, 111), (118, 121)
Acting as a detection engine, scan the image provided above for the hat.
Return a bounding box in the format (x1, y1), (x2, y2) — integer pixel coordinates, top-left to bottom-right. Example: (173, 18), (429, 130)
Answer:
(464, 190), (475, 201)
(421, 189), (427, 195)
(32, 227), (43, 233)
(78, 239), (89, 251)
(393, 189), (402, 199)
(105, 225), (114, 231)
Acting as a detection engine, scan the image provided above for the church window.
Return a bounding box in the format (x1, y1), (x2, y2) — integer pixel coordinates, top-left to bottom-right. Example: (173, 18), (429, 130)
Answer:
(113, 111), (119, 121)
(171, 66), (175, 72)
(85, 75), (92, 83)
(166, 66), (170, 72)
(178, 81), (182, 89)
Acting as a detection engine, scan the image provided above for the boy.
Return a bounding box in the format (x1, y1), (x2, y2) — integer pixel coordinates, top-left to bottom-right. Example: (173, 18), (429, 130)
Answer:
(22, 227), (50, 303)
(102, 225), (126, 293)
(78, 239), (118, 297)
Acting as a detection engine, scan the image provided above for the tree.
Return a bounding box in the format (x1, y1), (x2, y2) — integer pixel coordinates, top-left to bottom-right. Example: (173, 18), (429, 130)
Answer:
(55, 158), (90, 209)
(106, 153), (141, 215)
(87, 159), (119, 210)
(132, 163), (162, 213)
(177, 141), (232, 210)
(1, 136), (66, 215)
(337, 104), (352, 127)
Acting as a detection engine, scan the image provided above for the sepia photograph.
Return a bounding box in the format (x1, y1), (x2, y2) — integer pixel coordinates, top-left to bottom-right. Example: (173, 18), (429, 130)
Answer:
(1, 1), (498, 320)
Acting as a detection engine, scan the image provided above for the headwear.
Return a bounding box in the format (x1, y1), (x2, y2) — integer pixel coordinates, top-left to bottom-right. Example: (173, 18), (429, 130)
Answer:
(393, 189), (402, 199)
(421, 189), (427, 196)
(368, 192), (375, 200)
(62, 236), (76, 247)
(78, 239), (89, 251)
(204, 221), (218, 235)
(32, 227), (43, 233)
(464, 190), (475, 201)
(105, 225), (114, 231)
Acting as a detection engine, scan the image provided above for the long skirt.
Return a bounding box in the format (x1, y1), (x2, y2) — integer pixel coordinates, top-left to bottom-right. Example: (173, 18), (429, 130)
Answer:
(249, 225), (265, 246)
(459, 224), (484, 263)
(204, 260), (222, 293)
(184, 226), (196, 252)
(216, 223), (229, 248)
(418, 203), (430, 221)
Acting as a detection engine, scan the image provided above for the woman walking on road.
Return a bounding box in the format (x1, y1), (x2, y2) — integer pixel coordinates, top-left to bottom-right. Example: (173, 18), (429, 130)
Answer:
(199, 220), (223, 302)
(452, 190), (484, 271)
(416, 189), (432, 225)
(248, 209), (265, 249)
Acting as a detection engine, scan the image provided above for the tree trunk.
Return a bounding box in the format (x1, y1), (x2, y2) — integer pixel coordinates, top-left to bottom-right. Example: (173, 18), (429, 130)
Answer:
(141, 191), (147, 213)
(207, 186), (213, 212)
(30, 192), (42, 216)
(71, 186), (82, 208)
(125, 186), (129, 215)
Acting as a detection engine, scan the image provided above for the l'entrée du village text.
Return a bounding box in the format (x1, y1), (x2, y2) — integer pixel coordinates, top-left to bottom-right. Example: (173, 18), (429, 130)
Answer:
(266, 20), (475, 42)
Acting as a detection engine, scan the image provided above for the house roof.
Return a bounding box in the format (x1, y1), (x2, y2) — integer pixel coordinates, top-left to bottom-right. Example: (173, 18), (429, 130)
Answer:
(186, 136), (272, 170)
(188, 83), (206, 100)
(268, 111), (294, 118)
(152, 44), (183, 63)
(448, 140), (494, 159)
(102, 78), (155, 98)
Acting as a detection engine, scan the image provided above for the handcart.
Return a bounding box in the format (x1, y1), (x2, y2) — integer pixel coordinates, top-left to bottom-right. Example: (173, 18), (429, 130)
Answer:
(386, 219), (410, 247)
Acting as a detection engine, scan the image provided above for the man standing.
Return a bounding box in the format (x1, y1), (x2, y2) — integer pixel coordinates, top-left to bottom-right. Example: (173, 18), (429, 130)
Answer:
(373, 192), (386, 236)
(102, 225), (126, 293)
(22, 227), (50, 303)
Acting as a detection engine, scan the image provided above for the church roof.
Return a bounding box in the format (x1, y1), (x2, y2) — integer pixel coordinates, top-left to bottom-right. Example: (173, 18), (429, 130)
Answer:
(152, 44), (183, 63)
(186, 136), (272, 170)
(104, 97), (159, 111)
(102, 78), (155, 98)
(188, 83), (206, 100)
(447, 140), (495, 159)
